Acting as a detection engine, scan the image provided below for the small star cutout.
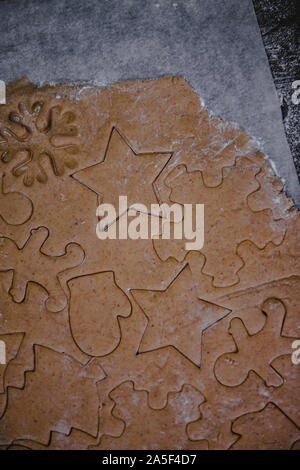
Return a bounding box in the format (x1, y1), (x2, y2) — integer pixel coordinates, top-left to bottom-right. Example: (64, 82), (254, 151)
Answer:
(132, 264), (231, 366)
(72, 127), (171, 223)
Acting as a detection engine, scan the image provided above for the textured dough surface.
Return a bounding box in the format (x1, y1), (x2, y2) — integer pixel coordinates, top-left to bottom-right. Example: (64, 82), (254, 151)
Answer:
(0, 76), (299, 450)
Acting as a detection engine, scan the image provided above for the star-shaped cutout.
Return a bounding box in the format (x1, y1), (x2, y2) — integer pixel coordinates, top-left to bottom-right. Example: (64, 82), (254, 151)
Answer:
(132, 264), (231, 366)
(72, 127), (172, 223)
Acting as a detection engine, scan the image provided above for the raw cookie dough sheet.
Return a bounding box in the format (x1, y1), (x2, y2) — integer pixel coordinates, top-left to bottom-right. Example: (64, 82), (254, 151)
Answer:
(0, 77), (299, 450)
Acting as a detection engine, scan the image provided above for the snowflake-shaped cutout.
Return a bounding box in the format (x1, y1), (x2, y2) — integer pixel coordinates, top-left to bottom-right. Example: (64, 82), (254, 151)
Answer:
(0, 101), (79, 186)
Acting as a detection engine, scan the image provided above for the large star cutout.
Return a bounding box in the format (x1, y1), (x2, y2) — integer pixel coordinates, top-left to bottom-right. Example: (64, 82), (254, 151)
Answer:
(132, 264), (231, 366)
(72, 127), (172, 222)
